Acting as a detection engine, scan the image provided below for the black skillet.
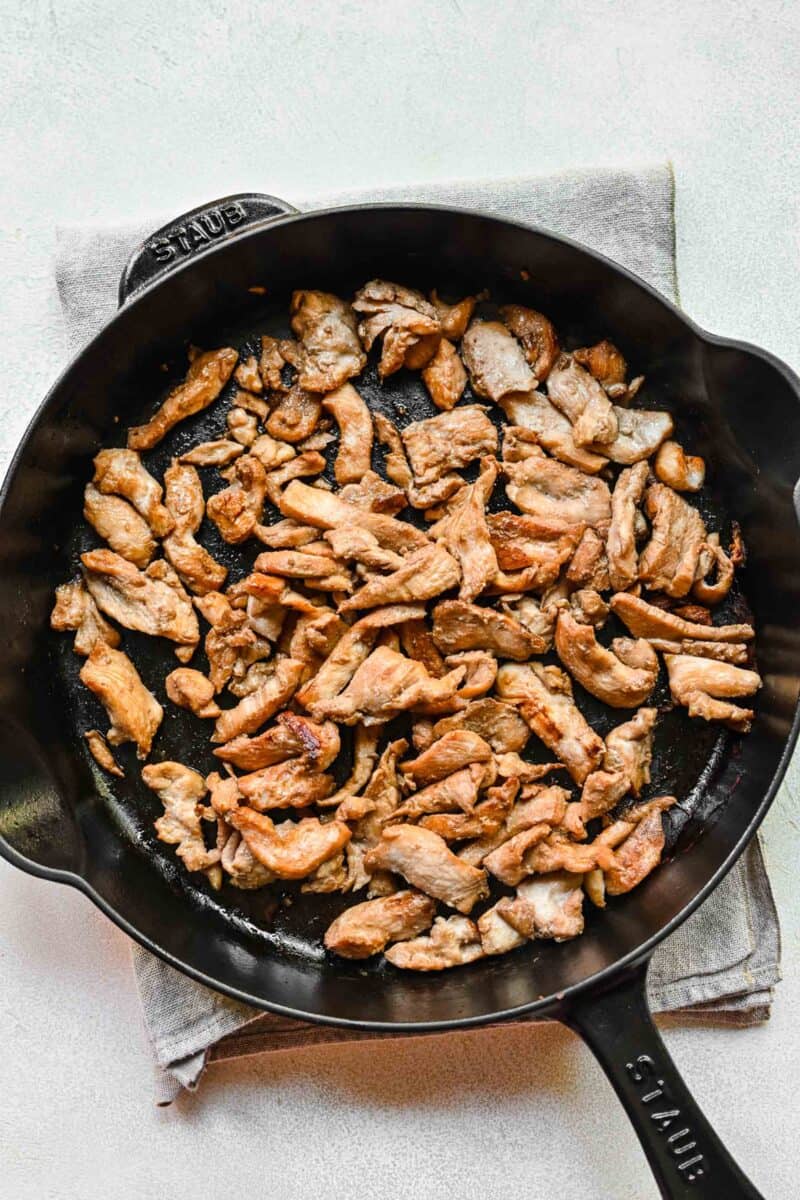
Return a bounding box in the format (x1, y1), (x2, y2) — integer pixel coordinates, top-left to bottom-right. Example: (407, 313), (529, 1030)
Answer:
(2, 192), (800, 1199)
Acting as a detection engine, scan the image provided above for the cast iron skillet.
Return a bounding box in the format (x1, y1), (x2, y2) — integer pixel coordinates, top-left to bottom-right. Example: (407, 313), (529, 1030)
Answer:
(2, 192), (800, 1198)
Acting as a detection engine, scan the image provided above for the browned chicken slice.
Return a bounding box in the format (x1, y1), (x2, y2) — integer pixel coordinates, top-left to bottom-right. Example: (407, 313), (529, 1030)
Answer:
(83, 484), (156, 568)
(573, 340), (627, 389)
(546, 356), (618, 447)
(384, 915), (484, 970)
(499, 398), (608, 474)
(51, 578), (121, 656)
(496, 662), (604, 784)
(255, 518), (319, 549)
(162, 461), (227, 595)
(461, 320), (537, 400)
(523, 830), (614, 876)
(610, 592), (754, 643)
(364, 825), (489, 913)
(81, 549), (199, 650)
(253, 549), (346, 583)
(316, 724), (381, 812)
(265, 383), (322, 444)
(370, 413), (413, 493)
(227, 407), (259, 446)
(336, 739), (407, 894)
(421, 783), (516, 841)
(128, 347), (237, 450)
(353, 279), (440, 377)
(227, 808), (351, 879)
(595, 406), (673, 465)
(401, 406), (497, 488)
(165, 667), (220, 718)
(393, 764), (485, 821)
(693, 532), (735, 606)
(483, 822), (554, 885)
(603, 706), (657, 798)
(649, 639), (748, 664)
(234, 354), (263, 393)
(248, 433), (296, 472)
(324, 891), (436, 959)
(325, 527), (404, 573)
(194, 589), (267, 692)
(259, 334), (286, 390)
(432, 698), (530, 754)
(179, 439), (245, 467)
(478, 904), (526, 955)
(498, 304), (559, 381)
(494, 754), (565, 782)
(457, 783), (566, 867)
(288, 290), (366, 392)
(430, 290), (478, 340)
(487, 511), (582, 588)
(401, 730), (493, 786)
(503, 448), (611, 528)
(211, 657), (304, 743)
(421, 338), (468, 410)
(80, 642), (162, 758)
(216, 823), (274, 890)
(432, 599), (547, 659)
(607, 461), (649, 591)
(313, 646), (465, 726)
(236, 757), (334, 810)
(555, 610), (659, 708)
(568, 588), (609, 629)
(665, 653), (761, 731)
(316, 382), (372, 485)
(605, 801), (676, 896)
(498, 595), (556, 650)
(84, 729), (124, 777)
(444, 650), (498, 703)
(565, 527), (609, 592)
(141, 762), (219, 871)
(263, 451), (327, 510)
(93, 448), (173, 537)
(207, 454), (267, 544)
(339, 543), (460, 613)
(434, 466), (499, 602)
(234, 385), (270, 419)
(279, 479), (428, 554)
(638, 484), (707, 597)
(496, 872), (585, 941)
(214, 713), (339, 772)
(338, 470), (406, 515)
(654, 440), (705, 492)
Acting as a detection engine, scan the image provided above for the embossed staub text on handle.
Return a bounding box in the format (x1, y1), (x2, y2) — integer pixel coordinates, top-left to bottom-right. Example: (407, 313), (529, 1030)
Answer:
(148, 201), (248, 263)
(626, 1054), (707, 1184)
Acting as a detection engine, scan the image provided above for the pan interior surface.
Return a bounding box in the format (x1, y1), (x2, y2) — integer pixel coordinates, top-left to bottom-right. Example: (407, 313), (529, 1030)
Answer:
(1, 206), (799, 1025)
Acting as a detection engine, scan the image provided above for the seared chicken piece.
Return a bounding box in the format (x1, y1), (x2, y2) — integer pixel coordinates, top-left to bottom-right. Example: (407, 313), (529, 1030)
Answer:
(326, 527), (404, 573)
(693, 532), (735, 606)
(443, 650), (498, 703)
(83, 484), (156, 568)
(500, 397), (607, 474)
(353, 279), (440, 377)
(279, 479), (428, 554)
(194, 589), (268, 692)
(319, 382), (373, 485)
(500, 595), (556, 651)
(162, 461), (227, 595)
(522, 830), (614, 876)
(165, 667), (221, 718)
(324, 891), (436, 959)
(84, 729), (124, 777)
(432, 599), (548, 659)
(263, 451), (327, 509)
(312, 646), (465, 726)
(496, 872), (585, 941)
(499, 304), (560, 381)
(234, 388), (269, 420)
(421, 338), (468, 410)
(92, 448), (173, 537)
(401, 405), (498, 487)
(603, 706), (657, 798)
(266, 384), (322, 444)
(81, 549), (199, 651)
(457, 782), (567, 867)
(384, 915), (484, 970)
(494, 753), (564, 782)
(432, 697), (530, 754)
(234, 354), (263, 393)
(566, 527), (610, 592)
(339, 543), (460, 613)
(51, 578), (120, 656)
(610, 592), (754, 643)
(179, 439), (245, 467)
(649, 639), (748, 664)
(638, 484), (707, 598)
(248, 433), (296, 472)
(80, 642), (162, 758)
(569, 587), (609, 628)
(393, 764), (485, 820)
(421, 783), (516, 841)
(595, 405), (673, 465)
(228, 808), (351, 879)
(255, 518), (319, 549)
(546, 355), (618, 447)
(372, 411), (413, 490)
(430, 290), (478, 340)
(654, 440), (705, 492)
(317, 724), (381, 810)
(435, 464), (499, 602)
(555, 610), (659, 708)
(503, 448), (611, 528)
(364, 825), (489, 913)
(607, 461), (649, 591)
(254, 549), (347, 585)
(227, 407), (259, 446)
(665, 653), (761, 731)
(604, 802), (674, 895)
(288, 290), (366, 392)
(141, 762), (219, 871)
(127, 347), (237, 450)
(214, 713), (339, 771)
(401, 618), (447, 679)
(401, 730), (493, 786)
(496, 662), (604, 784)
(212, 657), (304, 743)
(207, 454), (267, 544)
(478, 904), (526, 955)
(236, 757), (334, 810)
(573, 340), (627, 389)
(461, 320), (536, 400)
(483, 822), (554, 886)
(259, 334), (286, 391)
(216, 823), (274, 890)
(487, 511), (582, 588)
(338, 470), (407, 515)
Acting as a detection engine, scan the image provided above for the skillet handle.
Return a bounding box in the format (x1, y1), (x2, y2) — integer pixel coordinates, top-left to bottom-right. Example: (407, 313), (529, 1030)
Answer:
(118, 191), (298, 306)
(562, 959), (764, 1198)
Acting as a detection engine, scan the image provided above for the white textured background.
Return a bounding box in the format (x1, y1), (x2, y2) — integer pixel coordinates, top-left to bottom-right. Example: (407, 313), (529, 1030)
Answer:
(2, 2), (800, 1196)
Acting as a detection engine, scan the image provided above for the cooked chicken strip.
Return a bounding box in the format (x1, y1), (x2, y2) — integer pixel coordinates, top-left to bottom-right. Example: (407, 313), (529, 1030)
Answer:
(648, 639), (748, 664)
(401, 730), (494, 786)
(605, 805), (672, 896)
(385, 915), (484, 970)
(338, 470), (407, 515)
(83, 484), (156, 568)
(487, 511), (582, 587)
(457, 782), (567, 867)
(555, 610), (659, 708)
(141, 762), (219, 871)
(461, 320), (537, 400)
(546, 356), (618, 447)
(317, 724), (381, 809)
(421, 338), (468, 410)
(263, 451), (327, 510)
(325, 527), (405, 573)
(496, 872), (584, 941)
(321, 383), (373, 485)
(595, 406), (673, 465)
(638, 483), (707, 597)
(478, 903), (527, 955)
(212, 657), (303, 743)
(494, 754), (565, 783)
(216, 823), (274, 890)
(288, 290), (366, 392)
(573, 340), (627, 389)
(693, 532), (735, 606)
(353, 279), (440, 377)
(401, 405), (498, 488)
(436, 466), (499, 602)
(179, 439), (245, 467)
(603, 706), (657, 797)
(279, 480), (428, 554)
(665, 653), (761, 731)
(430, 290), (478, 340)
(81, 549), (199, 650)
(313, 646), (465, 726)
(255, 518), (319, 549)
(324, 891), (436, 959)
(499, 397), (608, 474)
(214, 713), (339, 772)
(565, 527), (609, 592)
(128, 347), (237, 450)
(80, 642), (162, 758)
(51, 578), (121, 656)
(165, 667), (221, 718)
(499, 304), (559, 381)
(266, 383), (322, 443)
(339, 543), (460, 614)
(432, 698), (530, 754)
(236, 757), (334, 810)
(226, 407), (258, 446)
(162, 461), (227, 595)
(92, 448), (173, 537)
(364, 825), (489, 913)
(610, 592), (754, 643)
(421, 783), (516, 841)
(258, 334), (286, 390)
(84, 729), (124, 777)
(227, 808), (351, 879)
(654, 440), (705, 492)
(253, 549), (345, 582)
(442, 650), (498, 703)
(483, 822), (554, 886)
(206, 454), (267, 544)
(432, 599), (547, 659)
(607, 461), (649, 591)
(504, 448), (611, 529)
(393, 764), (485, 821)
(496, 662), (604, 784)
(248, 433), (296, 472)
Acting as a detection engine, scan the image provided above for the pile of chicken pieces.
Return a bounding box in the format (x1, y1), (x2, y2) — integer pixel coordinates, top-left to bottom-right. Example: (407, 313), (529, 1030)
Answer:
(51, 280), (760, 971)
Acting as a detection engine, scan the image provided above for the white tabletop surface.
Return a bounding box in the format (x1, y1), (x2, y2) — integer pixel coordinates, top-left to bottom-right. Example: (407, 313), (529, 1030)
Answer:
(2, 2), (800, 1196)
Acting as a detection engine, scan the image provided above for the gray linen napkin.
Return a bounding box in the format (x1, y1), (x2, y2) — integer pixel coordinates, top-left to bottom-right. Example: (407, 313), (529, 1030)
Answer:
(55, 164), (781, 1105)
